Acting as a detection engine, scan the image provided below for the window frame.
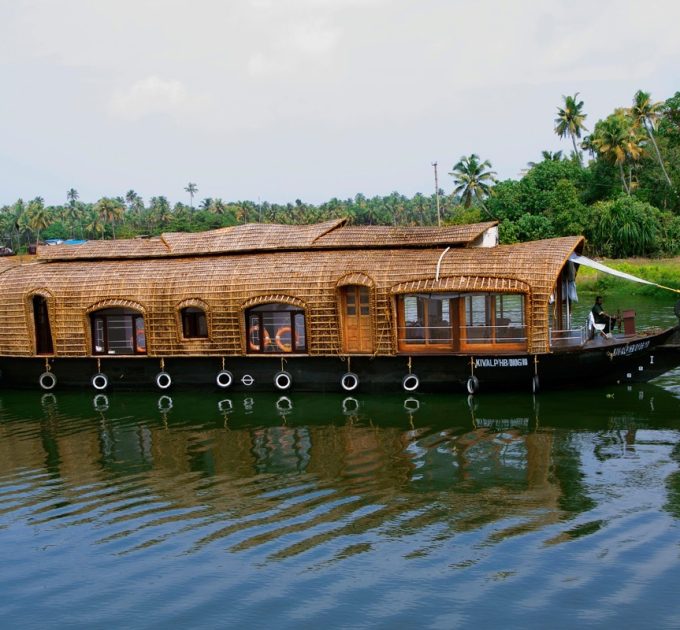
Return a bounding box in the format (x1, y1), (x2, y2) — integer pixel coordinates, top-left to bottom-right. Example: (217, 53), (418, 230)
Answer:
(90, 308), (147, 356)
(245, 303), (308, 355)
(180, 306), (209, 339)
(459, 293), (527, 351)
(396, 292), (527, 353)
(397, 294), (456, 352)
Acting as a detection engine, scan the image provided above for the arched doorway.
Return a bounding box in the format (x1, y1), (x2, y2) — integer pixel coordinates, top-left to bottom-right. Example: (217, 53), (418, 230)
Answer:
(32, 295), (54, 355)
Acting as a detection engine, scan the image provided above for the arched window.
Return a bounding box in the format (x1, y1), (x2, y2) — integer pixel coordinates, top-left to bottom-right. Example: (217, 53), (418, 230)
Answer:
(90, 308), (146, 355)
(246, 303), (306, 354)
(181, 307), (208, 338)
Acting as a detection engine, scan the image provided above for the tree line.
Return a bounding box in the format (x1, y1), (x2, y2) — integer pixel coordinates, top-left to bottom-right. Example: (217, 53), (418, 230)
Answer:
(2, 90), (679, 259)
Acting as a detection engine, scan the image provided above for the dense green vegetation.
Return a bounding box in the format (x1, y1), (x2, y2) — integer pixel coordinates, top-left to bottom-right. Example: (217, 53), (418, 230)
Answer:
(2, 90), (680, 257)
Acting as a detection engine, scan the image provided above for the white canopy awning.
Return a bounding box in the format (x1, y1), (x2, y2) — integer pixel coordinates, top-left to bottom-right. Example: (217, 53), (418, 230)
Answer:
(569, 253), (679, 294)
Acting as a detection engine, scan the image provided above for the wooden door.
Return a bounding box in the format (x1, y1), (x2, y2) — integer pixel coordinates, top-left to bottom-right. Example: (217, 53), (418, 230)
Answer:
(341, 286), (373, 353)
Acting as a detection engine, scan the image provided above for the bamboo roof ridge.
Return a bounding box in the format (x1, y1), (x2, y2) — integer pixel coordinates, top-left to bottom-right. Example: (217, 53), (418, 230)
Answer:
(36, 219), (498, 261)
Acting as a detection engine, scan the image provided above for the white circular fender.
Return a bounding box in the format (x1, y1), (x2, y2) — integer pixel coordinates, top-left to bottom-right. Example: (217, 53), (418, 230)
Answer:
(466, 375), (479, 395)
(274, 370), (293, 391)
(216, 370), (233, 389)
(340, 372), (359, 392)
(91, 372), (109, 391)
(155, 371), (172, 390)
(402, 374), (420, 392)
(39, 371), (57, 391)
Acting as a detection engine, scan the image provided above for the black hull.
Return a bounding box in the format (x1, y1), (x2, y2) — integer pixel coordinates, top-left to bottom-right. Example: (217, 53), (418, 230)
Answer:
(1, 327), (678, 394)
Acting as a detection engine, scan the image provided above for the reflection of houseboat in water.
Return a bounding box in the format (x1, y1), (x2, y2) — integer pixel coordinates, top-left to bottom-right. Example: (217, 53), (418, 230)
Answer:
(0, 218), (678, 393)
(4, 387), (675, 555)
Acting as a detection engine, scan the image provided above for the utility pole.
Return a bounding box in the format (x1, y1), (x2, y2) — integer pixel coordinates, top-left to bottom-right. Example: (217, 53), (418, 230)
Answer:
(432, 162), (441, 227)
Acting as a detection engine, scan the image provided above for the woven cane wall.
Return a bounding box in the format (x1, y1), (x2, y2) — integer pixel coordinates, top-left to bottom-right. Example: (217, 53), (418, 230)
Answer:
(0, 235), (583, 358)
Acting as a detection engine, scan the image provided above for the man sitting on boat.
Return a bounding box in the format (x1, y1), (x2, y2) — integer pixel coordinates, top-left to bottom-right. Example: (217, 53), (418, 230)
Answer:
(592, 296), (618, 334)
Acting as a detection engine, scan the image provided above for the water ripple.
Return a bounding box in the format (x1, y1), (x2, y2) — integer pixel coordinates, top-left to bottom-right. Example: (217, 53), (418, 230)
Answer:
(2, 389), (680, 627)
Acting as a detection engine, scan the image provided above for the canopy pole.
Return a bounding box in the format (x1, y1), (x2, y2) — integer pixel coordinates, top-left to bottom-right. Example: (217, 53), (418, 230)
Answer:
(565, 277), (570, 329)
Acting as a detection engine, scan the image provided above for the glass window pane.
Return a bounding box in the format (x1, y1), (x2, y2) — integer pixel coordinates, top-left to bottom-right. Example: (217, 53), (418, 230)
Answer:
(94, 318), (105, 353)
(495, 294), (525, 343)
(248, 314), (262, 351)
(427, 297), (451, 342)
(294, 313), (306, 351)
(402, 296), (425, 344)
(267, 311), (293, 353)
(465, 295), (492, 343)
(135, 316), (146, 352)
(197, 313), (208, 337)
(359, 288), (370, 315)
(106, 316), (134, 354)
(346, 290), (357, 315)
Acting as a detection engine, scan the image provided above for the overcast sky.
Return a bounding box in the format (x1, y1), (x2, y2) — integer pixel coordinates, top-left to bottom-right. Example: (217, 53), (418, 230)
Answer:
(1, 0), (679, 207)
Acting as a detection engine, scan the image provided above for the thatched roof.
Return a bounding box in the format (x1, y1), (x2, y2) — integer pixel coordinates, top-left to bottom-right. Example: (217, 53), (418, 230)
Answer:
(311, 223), (498, 249)
(36, 219), (498, 261)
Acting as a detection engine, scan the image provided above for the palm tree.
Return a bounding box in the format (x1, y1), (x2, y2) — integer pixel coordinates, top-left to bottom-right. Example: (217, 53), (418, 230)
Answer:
(210, 198), (227, 215)
(94, 197), (125, 239)
(150, 196), (172, 227)
(555, 93), (588, 163)
(448, 154), (497, 217)
(591, 111), (644, 194)
(630, 90), (673, 187)
(27, 197), (51, 246)
(185, 183), (198, 210)
(527, 150), (564, 168)
(541, 150), (563, 161)
(85, 210), (105, 239)
(62, 201), (82, 238)
(125, 190), (141, 209)
(66, 188), (79, 208)
(580, 135), (596, 159)
(9, 199), (25, 250)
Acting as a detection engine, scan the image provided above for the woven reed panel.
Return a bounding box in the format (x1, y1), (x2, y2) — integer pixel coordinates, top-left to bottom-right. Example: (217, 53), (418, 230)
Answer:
(38, 219), (347, 261)
(37, 238), (170, 261)
(37, 219), (497, 261)
(312, 222), (497, 249)
(0, 233), (583, 357)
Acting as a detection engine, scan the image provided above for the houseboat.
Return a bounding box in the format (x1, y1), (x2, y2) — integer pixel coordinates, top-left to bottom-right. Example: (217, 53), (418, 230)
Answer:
(0, 218), (678, 394)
